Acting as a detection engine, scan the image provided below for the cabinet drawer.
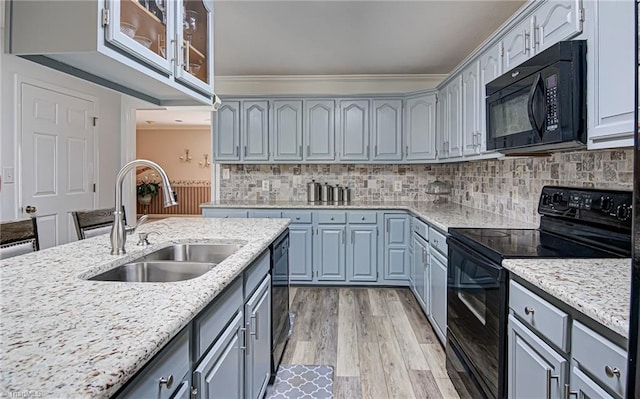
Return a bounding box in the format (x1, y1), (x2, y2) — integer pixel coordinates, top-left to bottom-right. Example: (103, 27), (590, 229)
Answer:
(202, 209), (248, 218)
(283, 211), (312, 224)
(245, 251), (270, 298)
(429, 227), (447, 256)
(412, 217), (429, 241)
(572, 321), (627, 398)
(509, 280), (569, 351)
(317, 211), (346, 224)
(348, 211), (377, 224)
(118, 328), (190, 399)
(250, 210), (283, 219)
(194, 279), (243, 359)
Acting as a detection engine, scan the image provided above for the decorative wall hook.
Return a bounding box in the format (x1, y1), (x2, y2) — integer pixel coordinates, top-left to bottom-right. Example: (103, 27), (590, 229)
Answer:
(199, 154), (211, 167)
(179, 149), (192, 162)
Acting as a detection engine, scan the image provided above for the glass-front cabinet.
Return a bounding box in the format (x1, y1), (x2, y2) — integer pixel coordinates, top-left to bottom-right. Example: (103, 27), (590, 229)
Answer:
(175, 0), (214, 94)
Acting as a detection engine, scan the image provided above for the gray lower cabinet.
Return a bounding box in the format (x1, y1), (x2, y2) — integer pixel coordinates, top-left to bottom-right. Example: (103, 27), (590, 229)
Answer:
(383, 214), (410, 281)
(429, 251), (447, 343)
(347, 225), (377, 282)
(288, 225), (313, 282)
(245, 276), (272, 399)
(171, 379), (192, 399)
(194, 311), (246, 399)
(569, 365), (616, 399)
(202, 209), (249, 218)
(316, 225), (347, 281)
(508, 314), (567, 399)
(412, 233), (428, 309)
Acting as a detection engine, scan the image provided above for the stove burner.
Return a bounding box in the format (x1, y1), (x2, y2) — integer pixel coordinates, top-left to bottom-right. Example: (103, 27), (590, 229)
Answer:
(468, 231), (511, 238)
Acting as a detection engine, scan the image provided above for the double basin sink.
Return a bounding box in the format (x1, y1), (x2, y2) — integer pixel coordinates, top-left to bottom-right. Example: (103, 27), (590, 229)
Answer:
(89, 243), (243, 283)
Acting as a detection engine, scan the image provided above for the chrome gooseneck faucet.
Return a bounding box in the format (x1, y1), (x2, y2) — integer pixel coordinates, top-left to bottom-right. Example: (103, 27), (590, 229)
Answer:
(111, 159), (178, 255)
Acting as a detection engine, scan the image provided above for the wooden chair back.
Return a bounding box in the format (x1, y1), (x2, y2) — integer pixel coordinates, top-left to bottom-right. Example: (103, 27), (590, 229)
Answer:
(72, 207), (124, 240)
(0, 218), (39, 258)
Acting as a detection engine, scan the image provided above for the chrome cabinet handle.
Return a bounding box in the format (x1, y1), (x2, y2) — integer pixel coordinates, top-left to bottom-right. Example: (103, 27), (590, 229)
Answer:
(159, 375), (174, 389)
(605, 365), (621, 378)
(299, 145), (302, 157)
(351, 230), (355, 244)
(524, 306), (535, 315)
(250, 313), (258, 339)
(433, 239), (438, 245)
(307, 145), (310, 157)
(545, 369), (558, 399)
(564, 384), (578, 399)
(236, 146), (239, 157)
(240, 325), (249, 354)
(523, 29), (529, 53)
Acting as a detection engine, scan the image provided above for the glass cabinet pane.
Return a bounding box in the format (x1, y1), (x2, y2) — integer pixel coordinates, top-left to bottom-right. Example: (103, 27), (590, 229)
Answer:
(120, 0), (169, 61)
(177, 0), (213, 92)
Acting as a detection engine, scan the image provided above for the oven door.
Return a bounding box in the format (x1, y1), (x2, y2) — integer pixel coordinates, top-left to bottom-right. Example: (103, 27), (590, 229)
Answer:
(447, 238), (507, 399)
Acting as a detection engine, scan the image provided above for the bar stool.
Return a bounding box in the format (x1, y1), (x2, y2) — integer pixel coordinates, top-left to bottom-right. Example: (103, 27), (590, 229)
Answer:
(72, 207), (125, 240)
(0, 218), (39, 259)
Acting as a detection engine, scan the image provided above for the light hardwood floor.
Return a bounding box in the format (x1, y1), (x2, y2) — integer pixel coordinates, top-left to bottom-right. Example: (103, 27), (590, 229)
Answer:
(282, 287), (461, 399)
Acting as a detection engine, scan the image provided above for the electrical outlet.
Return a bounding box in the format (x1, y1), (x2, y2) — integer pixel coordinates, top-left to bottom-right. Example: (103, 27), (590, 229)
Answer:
(222, 168), (230, 180)
(262, 180), (270, 191)
(394, 181), (402, 192)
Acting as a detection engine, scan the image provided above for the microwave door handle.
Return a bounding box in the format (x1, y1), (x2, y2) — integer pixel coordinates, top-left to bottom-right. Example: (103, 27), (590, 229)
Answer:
(527, 73), (546, 138)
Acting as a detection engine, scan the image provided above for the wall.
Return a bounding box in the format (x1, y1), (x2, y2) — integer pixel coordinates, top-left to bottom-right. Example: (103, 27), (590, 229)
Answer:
(219, 148), (634, 225)
(136, 127), (212, 183)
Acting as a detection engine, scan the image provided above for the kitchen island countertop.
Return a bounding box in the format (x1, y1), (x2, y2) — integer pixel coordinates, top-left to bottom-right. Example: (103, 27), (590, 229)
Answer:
(200, 200), (537, 231)
(503, 258), (632, 341)
(0, 217), (289, 398)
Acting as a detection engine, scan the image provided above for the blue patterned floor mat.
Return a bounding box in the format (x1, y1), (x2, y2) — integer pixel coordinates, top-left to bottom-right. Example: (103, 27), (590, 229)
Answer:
(266, 364), (334, 399)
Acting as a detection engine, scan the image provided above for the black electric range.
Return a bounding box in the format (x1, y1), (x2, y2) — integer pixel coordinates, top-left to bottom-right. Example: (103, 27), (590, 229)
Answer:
(446, 186), (633, 399)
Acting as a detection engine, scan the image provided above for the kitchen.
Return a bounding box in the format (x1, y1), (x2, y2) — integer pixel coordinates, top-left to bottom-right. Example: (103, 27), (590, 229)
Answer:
(0, 1), (638, 399)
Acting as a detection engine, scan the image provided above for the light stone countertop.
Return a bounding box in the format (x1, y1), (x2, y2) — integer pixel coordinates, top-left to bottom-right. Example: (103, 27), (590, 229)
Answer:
(0, 217), (289, 398)
(200, 200), (537, 231)
(502, 258), (632, 340)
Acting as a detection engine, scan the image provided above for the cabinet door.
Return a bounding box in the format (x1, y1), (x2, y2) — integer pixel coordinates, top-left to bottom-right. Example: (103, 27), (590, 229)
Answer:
(304, 100), (335, 161)
(532, 0), (583, 53)
(194, 312), (245, 399)
(479, 44), (502, 154)
(338, 100), (369, 161)
(289, 225), (313, 282)
(462, 61), (481, 156)
(429, 254), (447, 344)
(316, 226), (346, 281)
(385, 214), (409, 246)
(447, 77), (463, 158)
(245, 277), (272, 399)
(175, 0), (214, 94)
(437, 89), (448, 160)
(272, 100), (303, 161)
(405, 94), (437, 161)
(214, 101), (241, 161)
(502, 20), (533, 72)
(569, 365), (616, 399)
(371, 99), (403, 161)
(412, 235), (427, 309)
(587, 0), (635, 148)
(508, 315), (567, 399)
(242, 101), (270, 161)
(347, 225), (377, 282)
(105, 0), (173, 74)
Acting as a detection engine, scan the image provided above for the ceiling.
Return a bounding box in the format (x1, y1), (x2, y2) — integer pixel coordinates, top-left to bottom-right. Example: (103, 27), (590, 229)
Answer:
(136, 109), (212, 128)
(214, 0), (526, 76)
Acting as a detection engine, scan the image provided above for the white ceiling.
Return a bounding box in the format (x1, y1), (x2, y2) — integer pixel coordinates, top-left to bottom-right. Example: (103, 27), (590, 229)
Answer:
(214, 0), (526, 76)
(136, 109), (212, 128)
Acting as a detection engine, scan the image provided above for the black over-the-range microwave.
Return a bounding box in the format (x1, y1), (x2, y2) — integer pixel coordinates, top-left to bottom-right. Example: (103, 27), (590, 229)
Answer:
(485, 40), (587, 153)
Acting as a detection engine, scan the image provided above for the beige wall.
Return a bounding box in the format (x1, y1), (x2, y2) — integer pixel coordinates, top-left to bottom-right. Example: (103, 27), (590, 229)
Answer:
(136, 128), (212, 182)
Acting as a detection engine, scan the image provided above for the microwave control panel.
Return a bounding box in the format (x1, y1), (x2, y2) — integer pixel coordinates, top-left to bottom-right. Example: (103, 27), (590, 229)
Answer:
(545, 74), (559, 130)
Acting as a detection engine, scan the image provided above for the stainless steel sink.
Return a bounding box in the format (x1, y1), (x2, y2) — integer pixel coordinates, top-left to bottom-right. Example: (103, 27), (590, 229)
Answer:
(88, 261), (216, 282)
(139, 243), (243, 263)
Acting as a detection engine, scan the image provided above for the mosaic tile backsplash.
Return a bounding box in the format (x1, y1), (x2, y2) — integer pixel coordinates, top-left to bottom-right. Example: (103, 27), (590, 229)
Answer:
(219, 148), (634, 224)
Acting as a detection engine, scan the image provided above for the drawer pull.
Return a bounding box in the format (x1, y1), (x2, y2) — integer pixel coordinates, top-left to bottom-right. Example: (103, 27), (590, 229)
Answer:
(331, 217), (334, 220)
(434, 239), (438, 245)
(296, 216), (300, 220)
(361, 216), (365, 220)
(605, 365), (621, 378)
(524, 306), (535, 315)
(545, 369), (559, 399)
(159, 375), (174, 389)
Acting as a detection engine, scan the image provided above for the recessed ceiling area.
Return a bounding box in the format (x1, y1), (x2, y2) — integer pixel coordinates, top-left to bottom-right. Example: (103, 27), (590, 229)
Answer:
(136, 109), (212, 128)
(214, 0), (526, 76)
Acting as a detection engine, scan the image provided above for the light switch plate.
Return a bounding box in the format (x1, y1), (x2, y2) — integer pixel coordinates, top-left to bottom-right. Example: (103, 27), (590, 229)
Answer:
(262, 180), (270, 191)
(222, 168), (230, 180)
(394, 181), (402, 192)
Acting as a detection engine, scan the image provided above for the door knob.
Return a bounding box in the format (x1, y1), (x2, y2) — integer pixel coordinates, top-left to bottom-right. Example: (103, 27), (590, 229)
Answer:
(25, 205), (37, 214)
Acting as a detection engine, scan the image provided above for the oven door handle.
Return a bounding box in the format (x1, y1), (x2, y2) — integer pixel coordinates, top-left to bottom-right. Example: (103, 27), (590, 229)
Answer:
(448, 238), (504, 279)
(527, 73), (547, 139)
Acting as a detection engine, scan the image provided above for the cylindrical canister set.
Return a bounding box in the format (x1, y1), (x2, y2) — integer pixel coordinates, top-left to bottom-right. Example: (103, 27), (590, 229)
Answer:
(307, 180), (351, 203)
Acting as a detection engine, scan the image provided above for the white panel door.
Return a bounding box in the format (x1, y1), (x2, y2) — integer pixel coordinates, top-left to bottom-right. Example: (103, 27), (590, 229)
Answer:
(21, 84), (95, 248)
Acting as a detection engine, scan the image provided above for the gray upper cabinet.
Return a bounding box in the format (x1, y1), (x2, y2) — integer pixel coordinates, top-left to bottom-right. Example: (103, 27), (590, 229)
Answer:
(446, 76), (463, 158)
(304, 100), (336, 161)
(371, 100), (403, 161)
(462, 61), (481, 156)
(214, 101), (241, 161)
(242, 101), (270, 161)
(405, 94), (437, 161)
(502, 20), (533, 72)
(272, 100), (303, 161)
(338, 100), (370, 161)
(479, 44), (503, 154)
(532, 0), (583, 53)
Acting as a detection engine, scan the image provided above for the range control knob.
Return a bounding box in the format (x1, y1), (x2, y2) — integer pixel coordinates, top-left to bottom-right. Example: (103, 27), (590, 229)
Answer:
(541, 194), (552, 206)
(552, 192), (564, 204)
(616, 204), (632, 222)
(600, 196), (614, 213)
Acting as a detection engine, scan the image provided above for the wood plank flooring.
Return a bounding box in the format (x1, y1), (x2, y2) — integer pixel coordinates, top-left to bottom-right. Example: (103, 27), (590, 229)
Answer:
(283, 287), (460, 399)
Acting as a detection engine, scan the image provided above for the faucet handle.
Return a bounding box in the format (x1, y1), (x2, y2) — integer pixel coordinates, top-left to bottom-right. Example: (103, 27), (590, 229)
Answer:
(125, 214), (149, 235)
(136, 231), (161, 246)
